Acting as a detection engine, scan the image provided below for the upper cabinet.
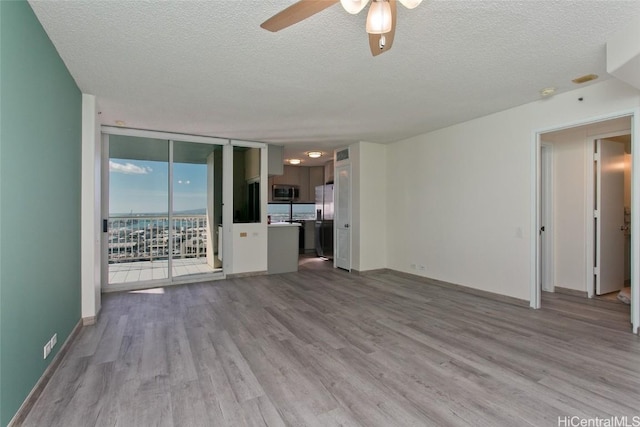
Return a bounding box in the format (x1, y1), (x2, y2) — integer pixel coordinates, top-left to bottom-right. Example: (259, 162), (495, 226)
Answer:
(299, 167), (310, 202)
(269, 165), (326, 203)
(309, 166), (324, 191)
(268, 144), (284, 176)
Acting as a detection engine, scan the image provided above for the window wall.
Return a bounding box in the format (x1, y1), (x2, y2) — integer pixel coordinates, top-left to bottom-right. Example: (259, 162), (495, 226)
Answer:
(267, 203), (316, 222)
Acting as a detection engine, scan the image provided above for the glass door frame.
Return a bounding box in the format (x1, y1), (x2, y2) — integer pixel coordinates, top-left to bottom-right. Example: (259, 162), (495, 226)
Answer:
(101, 126), (229, 292)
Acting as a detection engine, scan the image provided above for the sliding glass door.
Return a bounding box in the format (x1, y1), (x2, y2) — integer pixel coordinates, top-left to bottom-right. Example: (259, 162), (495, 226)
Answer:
(104, 134), (224, 291)
(107, 136), (170, 284)
(171, 141), (222, 279)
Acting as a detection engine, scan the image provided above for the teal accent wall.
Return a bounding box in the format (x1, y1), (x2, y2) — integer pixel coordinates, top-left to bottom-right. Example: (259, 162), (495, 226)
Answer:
(0, 2), (82, 425)
(0, 2), (3, 422)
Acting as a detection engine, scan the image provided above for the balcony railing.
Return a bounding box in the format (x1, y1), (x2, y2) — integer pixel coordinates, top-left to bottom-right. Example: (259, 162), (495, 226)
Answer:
(108, 215), (208, 264)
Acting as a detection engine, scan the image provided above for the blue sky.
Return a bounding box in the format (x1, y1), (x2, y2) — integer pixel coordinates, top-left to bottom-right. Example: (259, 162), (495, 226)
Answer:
(109, 159), (206, 214)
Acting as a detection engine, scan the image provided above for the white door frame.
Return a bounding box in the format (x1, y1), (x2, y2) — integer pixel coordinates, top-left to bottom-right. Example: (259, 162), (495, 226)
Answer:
(100, 133), (110, 292)
(530, 108), (639, 335)
(540, 143), (554, 293)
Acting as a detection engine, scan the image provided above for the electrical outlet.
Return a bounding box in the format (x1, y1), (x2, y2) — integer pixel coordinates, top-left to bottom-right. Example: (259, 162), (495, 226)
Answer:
(418, 265), (426, 272)
(44, 342), (51, 359)
(410, 264), (416, 270)
(51, 333), (57, 348)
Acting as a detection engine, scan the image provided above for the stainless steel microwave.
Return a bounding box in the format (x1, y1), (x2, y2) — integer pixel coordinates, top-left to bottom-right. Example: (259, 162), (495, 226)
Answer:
(272, 184), (299, 201)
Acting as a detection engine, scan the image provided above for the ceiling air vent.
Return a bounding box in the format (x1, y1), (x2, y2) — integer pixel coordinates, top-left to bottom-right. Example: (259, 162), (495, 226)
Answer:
(336, 148), (349, 162)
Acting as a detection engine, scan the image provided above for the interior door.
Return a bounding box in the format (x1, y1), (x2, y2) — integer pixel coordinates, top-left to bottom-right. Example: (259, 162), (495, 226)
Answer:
(596, 138), (625, 295)
(335, 164), (351, 271)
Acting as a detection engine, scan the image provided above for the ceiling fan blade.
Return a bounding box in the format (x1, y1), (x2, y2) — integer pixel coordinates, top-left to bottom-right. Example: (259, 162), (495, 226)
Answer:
(369, 0), (397, 56)
(261, 0), (340, 32)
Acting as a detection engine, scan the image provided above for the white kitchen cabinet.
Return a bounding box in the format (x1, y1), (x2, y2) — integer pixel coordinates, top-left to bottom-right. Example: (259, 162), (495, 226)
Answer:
(273, 165), (299, 186)
(268, 144), (284, 176)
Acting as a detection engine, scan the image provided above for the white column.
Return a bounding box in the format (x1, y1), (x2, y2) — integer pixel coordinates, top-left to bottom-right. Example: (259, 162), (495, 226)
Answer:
(631, 109), (640, 334)
(206, 152), (215, 268)
(81, 94), (101, 323)
(223, 143), (234, 273)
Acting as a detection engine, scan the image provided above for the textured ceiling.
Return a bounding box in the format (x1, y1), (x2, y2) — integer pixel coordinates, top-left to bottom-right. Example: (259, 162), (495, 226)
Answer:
(29, 0), (640, 165)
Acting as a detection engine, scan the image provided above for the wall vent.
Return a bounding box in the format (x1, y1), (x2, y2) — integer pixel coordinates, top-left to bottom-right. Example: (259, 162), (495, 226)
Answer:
(336, 148), (349, 162)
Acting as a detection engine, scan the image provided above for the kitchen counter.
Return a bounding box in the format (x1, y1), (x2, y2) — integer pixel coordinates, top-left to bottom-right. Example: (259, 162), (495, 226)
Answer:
(267, 223), (300, 274)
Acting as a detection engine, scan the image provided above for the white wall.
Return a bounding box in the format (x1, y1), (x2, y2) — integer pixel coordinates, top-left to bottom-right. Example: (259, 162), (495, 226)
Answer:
(81, 94), (101, 321)
(385, 79), (640, 301)
(230, 223), (268, 274)
(607, 15), (640, 91)
(544, 130), (588, 292)
(351, 141), (388, 272)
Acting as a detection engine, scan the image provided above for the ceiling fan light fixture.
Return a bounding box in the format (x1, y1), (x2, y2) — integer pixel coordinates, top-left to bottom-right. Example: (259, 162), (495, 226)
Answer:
(366, 0), (392, 34)
(398, 0), (422, 9)
(340, 0), (370, 14)
(379, 34), (386, 49)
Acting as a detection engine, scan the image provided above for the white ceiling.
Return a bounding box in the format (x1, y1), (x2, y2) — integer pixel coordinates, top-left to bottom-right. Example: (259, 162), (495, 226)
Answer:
(29, 0), (640, 166)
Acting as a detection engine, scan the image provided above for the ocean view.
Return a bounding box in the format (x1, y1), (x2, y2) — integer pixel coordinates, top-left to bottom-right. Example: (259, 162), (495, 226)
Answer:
(267, 203), (316, 222)
(108, 203), (316, 264)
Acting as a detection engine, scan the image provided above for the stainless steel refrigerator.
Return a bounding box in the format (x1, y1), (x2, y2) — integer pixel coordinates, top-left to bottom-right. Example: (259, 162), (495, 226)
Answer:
(315, 184), (334, 258)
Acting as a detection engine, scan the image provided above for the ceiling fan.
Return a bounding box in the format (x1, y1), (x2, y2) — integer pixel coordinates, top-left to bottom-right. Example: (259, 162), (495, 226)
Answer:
(260, 0), (423, 56)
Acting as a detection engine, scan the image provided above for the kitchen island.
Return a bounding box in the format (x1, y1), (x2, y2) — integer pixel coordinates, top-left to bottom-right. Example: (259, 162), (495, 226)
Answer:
(267, 222), (300, 274)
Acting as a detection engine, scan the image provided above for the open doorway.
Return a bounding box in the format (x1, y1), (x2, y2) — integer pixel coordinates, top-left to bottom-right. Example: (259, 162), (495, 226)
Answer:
(594, 135), (632, 301)
(535, 115), (637, 332)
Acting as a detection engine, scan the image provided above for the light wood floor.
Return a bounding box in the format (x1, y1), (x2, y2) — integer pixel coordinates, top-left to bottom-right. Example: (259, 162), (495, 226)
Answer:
(23, 260), (640, 426)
